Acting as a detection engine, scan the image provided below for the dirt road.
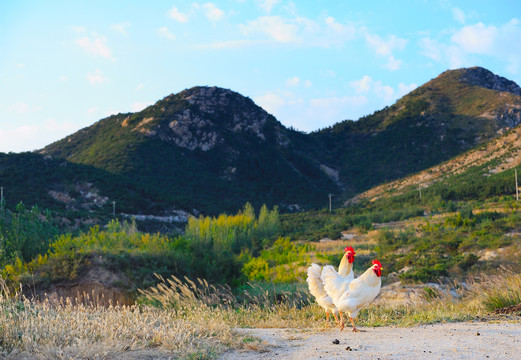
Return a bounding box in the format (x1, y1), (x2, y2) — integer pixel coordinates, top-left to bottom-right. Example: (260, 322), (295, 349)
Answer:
(220, 321), (521, 359)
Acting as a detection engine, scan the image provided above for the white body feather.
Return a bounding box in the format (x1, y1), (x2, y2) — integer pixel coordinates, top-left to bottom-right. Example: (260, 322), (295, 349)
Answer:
(322, 265), (381, 319)
(306, 254), (354, 316)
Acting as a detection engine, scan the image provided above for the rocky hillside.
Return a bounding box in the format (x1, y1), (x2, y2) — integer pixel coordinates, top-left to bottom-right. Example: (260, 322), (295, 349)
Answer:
(314, 67), (521, 198)
(355, 121), (521, 203)
(2, 67), (520, 217)
(41, 87), (338, 214)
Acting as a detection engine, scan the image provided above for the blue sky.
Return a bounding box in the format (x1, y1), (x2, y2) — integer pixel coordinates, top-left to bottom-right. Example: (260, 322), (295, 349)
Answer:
(1, 0), (520, 152)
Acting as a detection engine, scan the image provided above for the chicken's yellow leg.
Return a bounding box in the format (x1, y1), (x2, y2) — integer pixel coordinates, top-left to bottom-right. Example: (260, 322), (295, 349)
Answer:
(338, 311), (345, 331)
(350, 316), (358, 332)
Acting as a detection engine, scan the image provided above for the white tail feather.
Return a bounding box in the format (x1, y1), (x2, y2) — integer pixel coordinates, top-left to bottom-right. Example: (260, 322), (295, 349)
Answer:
(321, 264), (351, 305)
(306, 263), (326, 299)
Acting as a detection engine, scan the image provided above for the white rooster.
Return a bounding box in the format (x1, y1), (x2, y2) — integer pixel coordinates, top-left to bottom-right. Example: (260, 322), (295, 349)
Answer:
(306, 246), (356, 325)
(322, 259), (382, 331)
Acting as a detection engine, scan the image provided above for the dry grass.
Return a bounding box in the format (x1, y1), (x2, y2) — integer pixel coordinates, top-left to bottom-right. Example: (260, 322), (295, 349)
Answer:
(2, 270), (521, 359)
(467, 267), (521, 311)
(0, 277), (259, 360)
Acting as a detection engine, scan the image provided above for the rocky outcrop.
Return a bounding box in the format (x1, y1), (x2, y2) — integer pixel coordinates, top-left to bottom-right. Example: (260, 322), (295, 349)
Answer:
(145, 86), (289, 152)
(459, 67), (521, 96)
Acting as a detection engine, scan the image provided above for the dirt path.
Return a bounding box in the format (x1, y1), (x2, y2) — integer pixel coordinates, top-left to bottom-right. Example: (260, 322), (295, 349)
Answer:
(220, 321), (521, 359)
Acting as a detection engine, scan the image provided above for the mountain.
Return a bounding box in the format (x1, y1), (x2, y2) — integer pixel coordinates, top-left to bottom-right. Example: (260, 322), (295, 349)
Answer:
(313, 67), (521, 198)
(354, 120), (521, 205)
(41, 86), (339, 214)
(2, 67), (520, 218)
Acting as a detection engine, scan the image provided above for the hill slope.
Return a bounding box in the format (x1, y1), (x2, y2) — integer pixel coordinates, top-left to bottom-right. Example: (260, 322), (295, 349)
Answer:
(314, 67), (521, 197)
(41, 87), (339, 214)
(1, 67), (518, 216)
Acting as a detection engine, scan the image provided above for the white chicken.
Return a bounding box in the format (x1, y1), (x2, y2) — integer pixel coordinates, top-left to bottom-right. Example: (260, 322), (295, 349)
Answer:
(322, 259), (382, 331)
(306, 246), (356, 325)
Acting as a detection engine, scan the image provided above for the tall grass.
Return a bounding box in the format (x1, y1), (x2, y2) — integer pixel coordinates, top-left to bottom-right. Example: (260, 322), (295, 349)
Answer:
(0, 278), (259, 360)
(467, 267), (521, 311)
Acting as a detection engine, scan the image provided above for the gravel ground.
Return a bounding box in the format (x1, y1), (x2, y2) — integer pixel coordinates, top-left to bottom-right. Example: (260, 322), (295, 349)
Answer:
(220, 320), (521, 360)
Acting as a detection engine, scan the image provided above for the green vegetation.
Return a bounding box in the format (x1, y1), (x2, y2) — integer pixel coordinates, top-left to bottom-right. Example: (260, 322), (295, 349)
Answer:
(0, 203), (59, 269)
(2, 203), (282, 293)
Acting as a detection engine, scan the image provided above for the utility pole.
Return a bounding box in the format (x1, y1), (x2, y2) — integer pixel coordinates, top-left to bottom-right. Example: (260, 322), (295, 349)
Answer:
(419, 184), (422, 200)
(329, 194), (332, 212)
(514, 169), (519, 201)
(112, 201), (116, 218)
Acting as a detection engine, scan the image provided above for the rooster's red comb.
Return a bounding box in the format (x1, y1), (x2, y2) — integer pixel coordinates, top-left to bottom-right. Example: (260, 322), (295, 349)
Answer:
(344, 246), (356, 254)
(372, 259), (382, 268)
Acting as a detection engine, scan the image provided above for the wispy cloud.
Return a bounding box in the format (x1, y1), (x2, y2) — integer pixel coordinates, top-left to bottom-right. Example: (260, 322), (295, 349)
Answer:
(239, 16), (301, 43)
(167, 6), (189, 23)
(256, 0), (279, 13)
(76, 34), (115, 61)
(365, 33), (407, 71)
(7, 102), (41, 114)
(350, 76), (416, 102)
(194, 39), (267, 50)
(110, 22), (130, 35)
(131, 102), (153, 112)
(285, 76), (311, 88)
(86, 69), (107, 85)
(72, 26), (86, 34)
(0, 120), (78, 153)
(201, 3), (224, 22)
(158, 26), (176, 40)
(419, 19), (521, 73)
(452, 8), (466, 24)
(452, 22), (497, 54)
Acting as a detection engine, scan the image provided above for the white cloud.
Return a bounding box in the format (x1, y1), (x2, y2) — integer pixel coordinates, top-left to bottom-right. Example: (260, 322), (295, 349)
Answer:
(158, 26), (176, 40)
(195, 39), (265, 49)
(131, 102), (152, 112)
(76, 34), (115, 60)
(7, 102), (41, 114)
(419, 37), (443, 62)
(365, 33), (407, 56)
(110, 22), (130, 35)
(284, 76), (312, 88)
(0, 120), (78, 153)
(452, 22), (497, 54)
(420, 19), (521, 73)
(202, 3), (224, 22)
(239, 16), (300, 43)
(59, 75), (69, 83)
(397, 83), (418, 98)
(285, 76), (300, 87)
(0, 126), (39, 152)
(350, 75), (372, 94)
(324, 16), (357, 42)
(373, 82), (394, 102)
(309, 95), (368, 109)
(87, 107), (98, 114)
(44, 118), (77, 134)
(350, 76), (415, 103)
(253, 91), (286, 114)
(365, 33), (407, 71)
(16, 63), (24, 68)
(256, 0), (279, 13)
(254, 89), (369, 132)
(168, 6), (189, 23)
(320, 69), (337, 78)
(384, 55), (402, 71)
(72, 26), (86, 34)
(86, 69), (107, 85)
(452, 8), (466, 24)
(135, 83), (144, 91)
(419, 37), (467, 69)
